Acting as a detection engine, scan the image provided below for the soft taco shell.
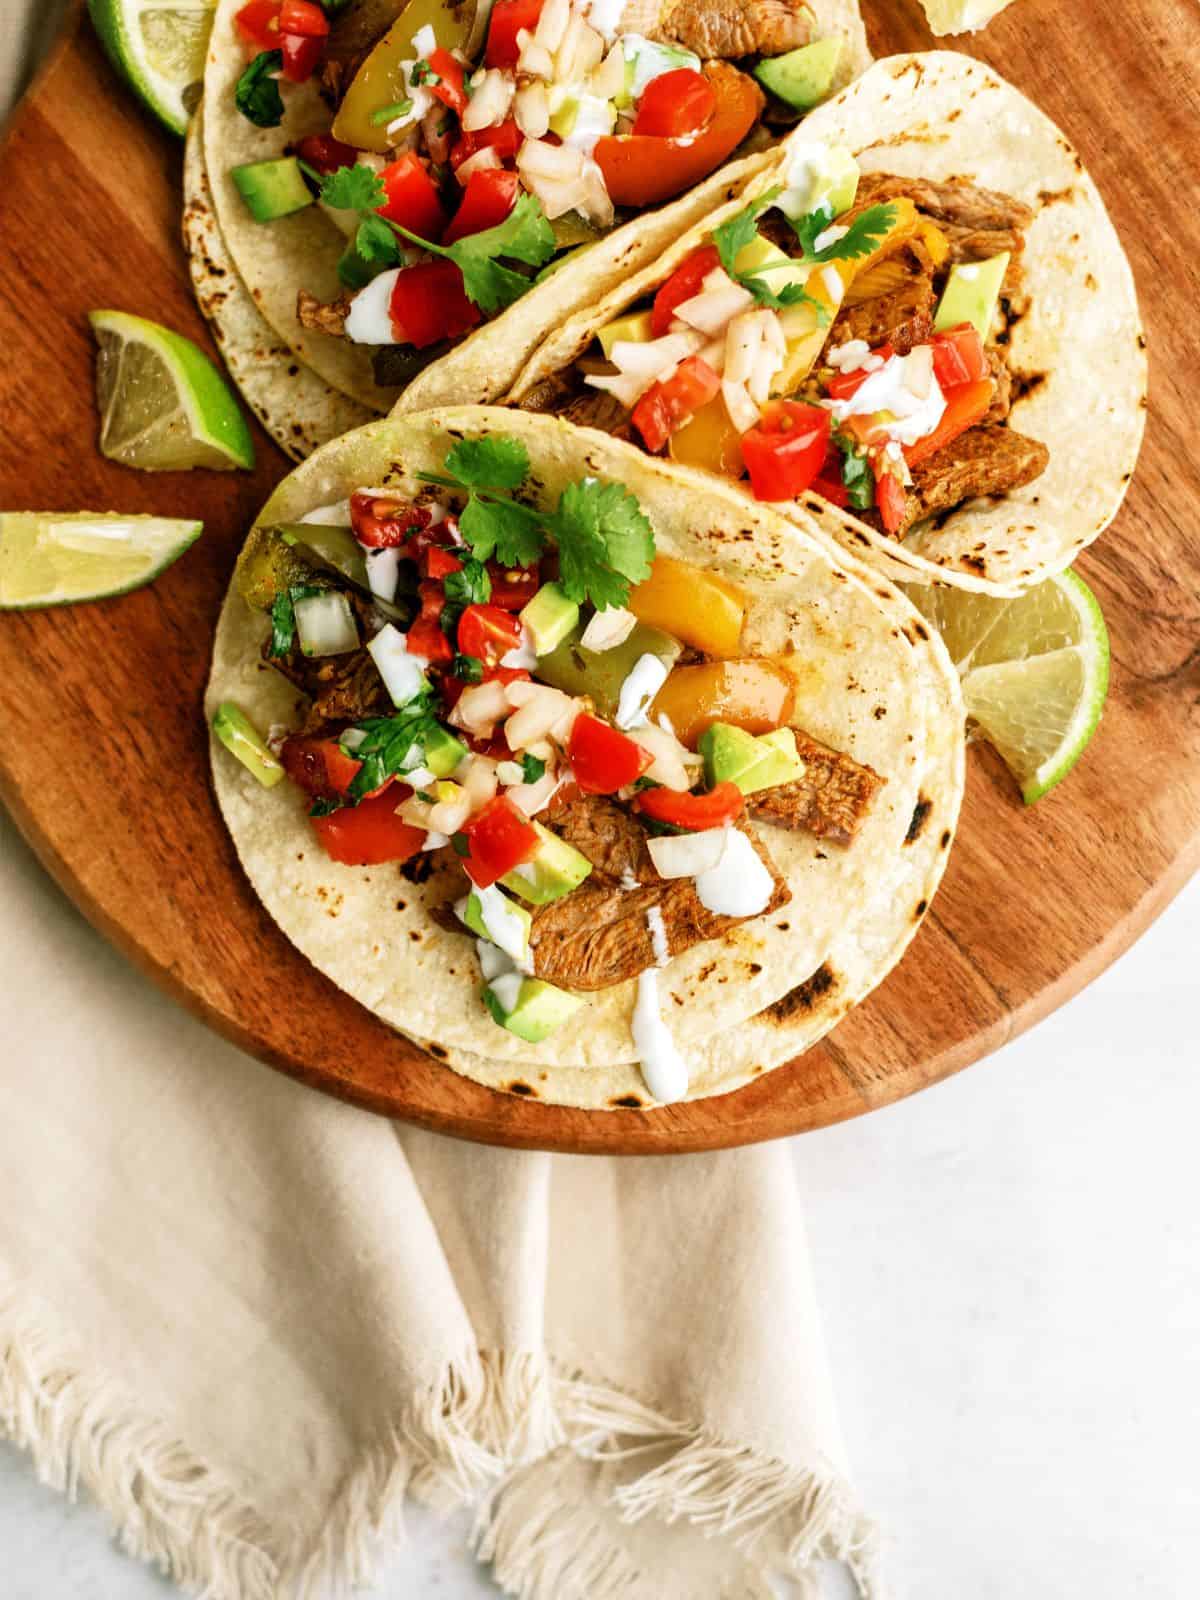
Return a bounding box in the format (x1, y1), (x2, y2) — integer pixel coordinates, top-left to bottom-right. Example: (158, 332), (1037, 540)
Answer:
(206, 407), (964, 1104)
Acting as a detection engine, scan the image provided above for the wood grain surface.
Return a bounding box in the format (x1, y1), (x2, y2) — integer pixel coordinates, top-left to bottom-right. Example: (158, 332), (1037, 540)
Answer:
(0, 0), (1196, 1153)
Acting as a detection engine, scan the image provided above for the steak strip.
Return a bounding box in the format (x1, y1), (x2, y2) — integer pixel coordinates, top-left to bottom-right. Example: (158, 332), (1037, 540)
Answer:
(746, 732), (885, 846)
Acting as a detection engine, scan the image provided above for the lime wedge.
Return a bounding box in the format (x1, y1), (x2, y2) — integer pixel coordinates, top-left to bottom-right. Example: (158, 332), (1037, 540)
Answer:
(90, 310), (255, 473)
(908, 569), (1109, 803)
(88, 0), (215, 136)
(0, 513), (202, 609)
(917, 0), (1014, 35)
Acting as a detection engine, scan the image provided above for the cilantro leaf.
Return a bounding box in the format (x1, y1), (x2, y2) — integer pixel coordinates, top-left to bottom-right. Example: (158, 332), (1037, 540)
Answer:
(235, 51), (285, 128)
(444, 436), (530, 491)
(520, 753), (546, 783)
(444, 559), (493, 609)
(712, 186), (826, 315)
(355, 214), (404, 265)
(309, 796), (341, 818)
(832, 433), (875, 511)
(789, 203), (898, 266)
(268, 584), (323, 657)
(551, 480), (655, 611)
(388, 194), (556, 314)
(452, 653), (484, 683)
(342, 697), (443, 803)
(320, 164), (387, 213)
(713, 186), (780, 280)
(459, 495), (545, 569)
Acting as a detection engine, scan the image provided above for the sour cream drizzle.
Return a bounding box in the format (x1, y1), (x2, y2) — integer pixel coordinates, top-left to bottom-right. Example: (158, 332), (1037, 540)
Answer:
(631, 970), (689, 1103)
(694, 827), (774, 918)
(474, 884), (534, 972)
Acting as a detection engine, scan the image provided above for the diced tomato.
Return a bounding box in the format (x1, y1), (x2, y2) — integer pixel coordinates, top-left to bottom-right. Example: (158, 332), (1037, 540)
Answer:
(457, 604), (523, 671)
(568, 714), (653, 796)
(427, 46), (468, 115)
(741, 401), (831, 502)
(593, 63), (762, 208)
(810, 470), (849, 508)
(376, 153), (446, 242)
(389, 259), (482, 348)
(280, 31), (324, 81)
(486, 561), (540, 610)
(444, 170), (519, 245)
(903, 378), (994, 467)
(279, 0), (328, 35)
(874, 466), (907, 535)
(930, 323), (988, 390)
(650, 245), (721, 338)
(485, 0), (545, 68)
(350, 493), (430, 549)
(235, 0), (280, 51)
(407, 580), (454, 664)
(312, 787), (425, 866)
(632, 356), (722, 453)
(632, 69), (716, 140)
(450, 119), (524, 170)
(825, 343), (894, 403)
(423, 545), (463, 580)
(294, 133), (360, 175)
(634, 780), (744, 831)
(280, 735), (366, 801)
(461, 795), (540, 887)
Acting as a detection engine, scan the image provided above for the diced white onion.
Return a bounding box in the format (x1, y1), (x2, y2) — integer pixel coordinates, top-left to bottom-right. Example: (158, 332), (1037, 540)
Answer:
(628, 720), (694, 791)
(366, 546), (401, 603)
(615, 653), (669, 729)
(429, 791), (471, 834)
(422, 830), (451, 850)
(496, 760), (525, 785)
(344, 269), (400, 345)
(517, 29), (555, 78)
(505, 682), (576, 750)
(514, 79), (551, 138)
(555, 14), (603, 82)
(507, 770), (561, 817)
(584, 0), (626, 37)
(827, 339), (871, 373)
(584, 330), (700, 409)
(294, 592), (359, 657)
(517, 137), (584, 180)
(455, 146), (503, 184)
(580, 605), (636, 651)
(534, 0), (570, 53)
(724, 310), (763, 386)
(646, 828), (728, 879)
(820, 266), (845, 306)
(462, 67), (514, 131)
(367, 623), (429, 706)
(673, 269), (755, 336)
(399, 794), (434, 829)
(456, 752), (499, 810)
(449, 678), (511, 736)
(412, 24), (437, 56)
(404, 764), (437, 789)
(589, 41), (626, 99)
(722, 378), (761, 435)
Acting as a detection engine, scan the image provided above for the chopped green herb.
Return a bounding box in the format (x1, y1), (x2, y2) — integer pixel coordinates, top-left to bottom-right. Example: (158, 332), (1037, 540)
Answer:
(388, 193), (556, 314)
(235, 50), (285, 128)
(442, 558), (493, 633)
(410, 61), (441, 86)
(789, 202), (897, 266)
(268, 584), (323, 657)
(832, 432), (875, 511)
(445, 437), (531, 491)
(369, 98), (414, 125)
(309, 796), (341, 818)
(520, 753), (546, 783)
(319, 164), (387, 213)
(713, 187), (824, 314)
(452, 832), (471, 857)
(342, 695), (443, 803)
(452, 653), (485, 682)
(416, 790), (435, 802)
(631, 775), (660, 792)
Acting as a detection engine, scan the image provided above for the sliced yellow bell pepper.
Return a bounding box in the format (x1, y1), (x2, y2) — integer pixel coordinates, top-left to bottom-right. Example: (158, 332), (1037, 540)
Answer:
(651, 660), (795, 749)
(668, 396), (745, 483)
(628, 554), (748, 658)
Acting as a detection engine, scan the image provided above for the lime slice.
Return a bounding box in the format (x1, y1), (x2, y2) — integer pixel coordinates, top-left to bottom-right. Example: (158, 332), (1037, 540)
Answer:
(917, 0), (1014, 36)
(90, 310), (255, 473)
(908, 569), (1109, 803)
(88, 0), (215, 136)
(0, 513), (202, 609)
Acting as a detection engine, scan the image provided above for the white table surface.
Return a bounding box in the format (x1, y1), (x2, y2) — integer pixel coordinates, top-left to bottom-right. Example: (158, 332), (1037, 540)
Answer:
(2, 802), (1197, 1597)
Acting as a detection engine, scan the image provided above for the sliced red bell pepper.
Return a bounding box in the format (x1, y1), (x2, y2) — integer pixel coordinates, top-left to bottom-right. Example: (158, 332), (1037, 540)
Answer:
(634, 780), (744, 831)
(279, 0), (328, 36)
(873, 466), (908, 535)
(427, 46), (468, 115)
(450, 119), (524, 171)
(486, 561), (540, 610)
(650, 245), (721, 338)
(457, 604), (524, 671)
(485, 0), (545, 68)
(568, 714), (653, 795)
(444, 169), (520, 246)
(930, 323), (988, 389)
(312, 787), (425, 866)
(631, 356), (722, 454)
(376, 153), (446, 242)
(461, 795), (540, 887)
(903, 378), (994, 467)
(407, 580), (455, 664)
(741, 401), (831, 502)
(632, 68), (716, 140)
(235, 0), (280, 51)
(280, 735), (367, 801)
(825, 343), (894, 403)
(593, 64), (762, 209)
(389, 259), (482, 348)
(350, 493), (430, 549)
(280, 31), (324, 82)
(294, 133), (360, 176)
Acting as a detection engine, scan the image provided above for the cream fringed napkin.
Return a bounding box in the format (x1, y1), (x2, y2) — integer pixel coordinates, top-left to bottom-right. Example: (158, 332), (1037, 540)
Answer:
(0, 801), (881, 1600)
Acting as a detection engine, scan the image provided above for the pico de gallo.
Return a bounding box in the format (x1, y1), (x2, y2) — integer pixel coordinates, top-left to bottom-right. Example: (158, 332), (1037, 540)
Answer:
(214, 433), (884, 1097)
(521, 140), (1049, 539)
(223, 0), (852, 385)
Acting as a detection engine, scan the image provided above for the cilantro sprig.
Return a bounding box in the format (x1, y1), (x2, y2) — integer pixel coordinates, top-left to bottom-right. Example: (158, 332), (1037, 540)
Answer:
(831, 433), (875, 512)
(313, 168), (556, 312)
(713, 188), (825, 315)
(338, 695), (444, 805)
(419, 437), (655, 610)
(787, 201), (898, 266)
(235, 50), (285, 128)
(268, 584), (324, 657)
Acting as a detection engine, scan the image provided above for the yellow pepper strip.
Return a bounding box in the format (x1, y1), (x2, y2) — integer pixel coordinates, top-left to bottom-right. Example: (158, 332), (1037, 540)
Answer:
(628, 554), (748, 658)
(651, 659), (796, 749)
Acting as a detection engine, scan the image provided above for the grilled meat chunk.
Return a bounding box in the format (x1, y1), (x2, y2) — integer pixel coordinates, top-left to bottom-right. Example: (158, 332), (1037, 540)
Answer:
(264, 593), (391, 734)
(884, 424), (1049, 539)
(830, 279), (934, 356)
(621, 0), (813, 58)
(321, 0), (406, 105)
(557, 390), (636, 437)
(529, 794), (789, 990)
(747, 732), (884, 846)
(852, 173), (1032, 289)
(297, 290), (351, 339)
(983, 349), (1012, 423)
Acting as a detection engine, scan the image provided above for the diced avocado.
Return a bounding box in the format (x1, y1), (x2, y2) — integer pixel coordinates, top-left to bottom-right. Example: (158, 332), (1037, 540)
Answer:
(462, 889), (533, 949)
(279, 523), (368, 590)
(777, 143), (859, 224)
(232, 158), (314, 224)
(537, 621), (682, 719)
(754, 37), (842, 110)
(934, 253), (1010, 342)
(501, 821), (593, 905)
(520, 582), (580, 656)
(422, 723), (467, 778)
(484, 977), (583, 1044)
(211, 703), (285, 788)
(699, 722), (805, 795)
(235, 524), (324, 613)
(597, 310), (655, 359)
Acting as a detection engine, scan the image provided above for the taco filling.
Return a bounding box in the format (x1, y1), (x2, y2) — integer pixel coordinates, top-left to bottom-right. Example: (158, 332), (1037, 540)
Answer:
(221, 0), (858, 386)
(221, 431), (883, 1095)
(517, 142), (1050, 539)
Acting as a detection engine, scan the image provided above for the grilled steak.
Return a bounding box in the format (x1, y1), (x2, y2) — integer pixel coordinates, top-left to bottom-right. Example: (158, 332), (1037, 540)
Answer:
(887, 424), (1049, 538)
(852, 173), (1032, 290)
(747, 732), (884, 846)
(264, 593), (391, 734)
(297, 290), (351, 339)
(622, 0), (812, 59)
(830, 279), (934, 356)
(983, 350), (1012, 423)
(529, 794), (789, 990)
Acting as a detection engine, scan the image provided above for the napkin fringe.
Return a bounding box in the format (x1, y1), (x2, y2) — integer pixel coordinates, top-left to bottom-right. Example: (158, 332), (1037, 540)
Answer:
(0, 1273), (280, 1600)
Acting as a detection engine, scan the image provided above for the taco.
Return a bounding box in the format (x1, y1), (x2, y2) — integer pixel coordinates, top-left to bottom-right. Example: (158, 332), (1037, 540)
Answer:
(408, 54), (1144, 596)
(206, 406), (964, 1108)
(194, 0), (869, 442)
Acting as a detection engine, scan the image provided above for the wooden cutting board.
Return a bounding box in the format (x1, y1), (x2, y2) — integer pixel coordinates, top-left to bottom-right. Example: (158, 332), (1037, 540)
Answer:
(0, 0), (1196, 1153)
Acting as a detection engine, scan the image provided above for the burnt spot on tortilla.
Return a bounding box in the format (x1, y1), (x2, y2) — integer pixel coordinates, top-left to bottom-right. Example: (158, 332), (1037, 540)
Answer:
(396, 899), (407, 911)
(914, 899), (928, 920)
(1037, 186), (1074, 207)
(873, 705), (887, 720)
(428, 1043), (448, 1060)
(905, 795), (933, 844)
(961, 553), (988, 574)
(1011, 371), (1047, 403)
(296, 852), (305, 861)
(746, 962), (763, 976)
(1084, 273), (1098, 291)
(611, 1094), (644, 1108)
(776, 921), (790, 932)
(941, 829), (953, 849)
(762, 963), (838, 1023)
(409, 929), (422, 942)
(400, 854), (436, 885)
(507, 1081), (537, 1097)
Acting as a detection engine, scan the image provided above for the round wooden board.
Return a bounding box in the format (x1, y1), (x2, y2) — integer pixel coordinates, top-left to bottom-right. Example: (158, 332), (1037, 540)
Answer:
(0, 1), (1197, 1153)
